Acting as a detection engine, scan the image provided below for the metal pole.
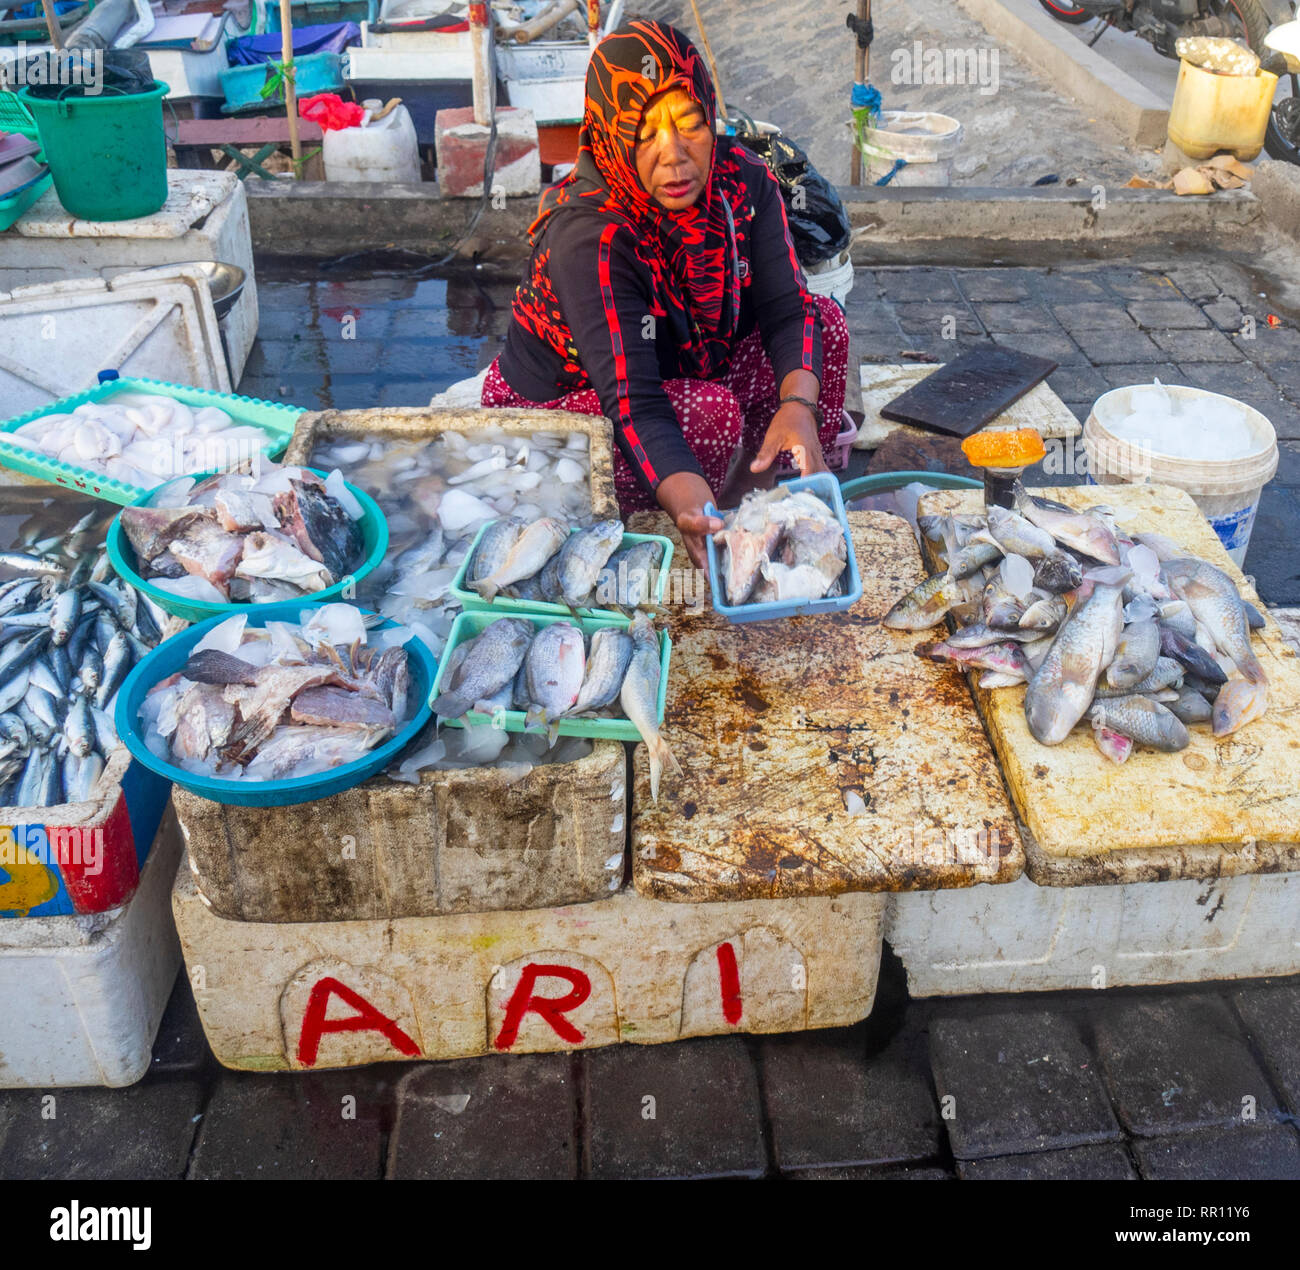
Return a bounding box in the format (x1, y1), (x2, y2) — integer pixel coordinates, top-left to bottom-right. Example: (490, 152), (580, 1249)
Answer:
(41, 0), (64, 49)
(470, 1), (491, 126)
(587, 0), (600, 48)
(850, 0), (870, 186)
(279, 0), (302, 177)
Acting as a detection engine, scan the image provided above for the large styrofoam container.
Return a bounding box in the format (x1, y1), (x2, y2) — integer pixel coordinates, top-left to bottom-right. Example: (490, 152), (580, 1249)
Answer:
(324, 101), (422, 183)
(1084, 383), (1279, 566)
(0, 808), (183, 1087)
(886, 871), (1300, 995)
(174, 853), (885, 1071)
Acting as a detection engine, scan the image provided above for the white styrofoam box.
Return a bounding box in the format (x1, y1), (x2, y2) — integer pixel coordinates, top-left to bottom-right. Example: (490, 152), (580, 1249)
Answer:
(886, 872), (1300, 995)
(0, 171), (257, 386)
(0, 809), (183, 1088)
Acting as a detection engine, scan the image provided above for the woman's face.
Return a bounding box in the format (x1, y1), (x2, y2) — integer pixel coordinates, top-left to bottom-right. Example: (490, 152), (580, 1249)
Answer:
(634, 88), (714, 210)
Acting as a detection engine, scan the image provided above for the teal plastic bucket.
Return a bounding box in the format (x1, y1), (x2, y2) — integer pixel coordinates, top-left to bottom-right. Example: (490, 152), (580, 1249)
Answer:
(18, 80), (170, 222)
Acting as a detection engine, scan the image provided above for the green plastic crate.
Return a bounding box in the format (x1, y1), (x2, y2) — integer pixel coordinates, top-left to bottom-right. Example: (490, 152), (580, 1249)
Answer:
(431, 609), (671, 743)
(450, 520), (675, 620)
(0, 376), (304, 505)
(0, 95), (52, 232)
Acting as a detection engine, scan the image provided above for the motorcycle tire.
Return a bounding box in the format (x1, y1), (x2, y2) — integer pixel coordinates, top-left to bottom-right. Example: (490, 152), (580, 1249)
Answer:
(1036, 0), (1094, 24)
(1216, 0), (1272, 52)
(1265, 76), (1300, 163)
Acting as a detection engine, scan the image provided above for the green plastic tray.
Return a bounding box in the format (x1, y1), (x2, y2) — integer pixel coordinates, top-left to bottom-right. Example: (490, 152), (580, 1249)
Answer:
(0, 377), (304, 506)
(450, 520), (675, 619)
(431, 609), (671, 743)
(0, 119), (52, 232)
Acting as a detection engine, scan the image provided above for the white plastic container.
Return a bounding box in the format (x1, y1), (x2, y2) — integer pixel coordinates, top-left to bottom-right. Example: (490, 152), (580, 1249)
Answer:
(0, 809), (182, 1088)
(861, 111), (962, 187)
(803, 247), (855, 307)
(323, 100), (422, 183)
(1084, 383), (1279, 565)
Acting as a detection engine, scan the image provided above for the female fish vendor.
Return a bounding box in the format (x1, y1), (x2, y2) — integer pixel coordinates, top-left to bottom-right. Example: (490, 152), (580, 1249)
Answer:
(482, 20), (849, 569)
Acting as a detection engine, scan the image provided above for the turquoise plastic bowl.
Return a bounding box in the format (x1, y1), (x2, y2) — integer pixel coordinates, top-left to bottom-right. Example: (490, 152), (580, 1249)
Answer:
(106, 467), (388, 623)
(115, 602), (436, 807)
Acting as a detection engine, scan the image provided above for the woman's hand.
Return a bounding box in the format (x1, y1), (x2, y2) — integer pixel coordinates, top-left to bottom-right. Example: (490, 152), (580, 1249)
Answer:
(750, 399), (828, 479)
(657, 471), (724, 572)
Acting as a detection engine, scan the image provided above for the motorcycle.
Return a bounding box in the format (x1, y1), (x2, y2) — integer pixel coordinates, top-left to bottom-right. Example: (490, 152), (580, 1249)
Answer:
(1038, 0), (1300, 163)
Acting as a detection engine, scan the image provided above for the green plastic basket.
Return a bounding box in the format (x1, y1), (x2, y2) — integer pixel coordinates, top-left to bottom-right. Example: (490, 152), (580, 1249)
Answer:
(432, 609), (671, 743)
(0, 377), (304, 505)
(0, 95), (52, 232)
(450, 520), (675, 620)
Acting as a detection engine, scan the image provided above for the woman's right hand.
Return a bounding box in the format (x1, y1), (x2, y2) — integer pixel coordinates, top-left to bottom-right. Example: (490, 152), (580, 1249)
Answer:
(656, 471), (724, 572)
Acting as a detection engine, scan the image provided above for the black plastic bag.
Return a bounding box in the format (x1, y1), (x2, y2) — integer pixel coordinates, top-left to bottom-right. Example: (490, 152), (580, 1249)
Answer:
(22, 50), (155, 99)
(730, 124), (851, 266)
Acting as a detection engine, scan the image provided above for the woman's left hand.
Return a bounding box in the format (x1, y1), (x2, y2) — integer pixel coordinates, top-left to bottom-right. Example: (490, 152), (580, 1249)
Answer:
(750, 400), (828, 478)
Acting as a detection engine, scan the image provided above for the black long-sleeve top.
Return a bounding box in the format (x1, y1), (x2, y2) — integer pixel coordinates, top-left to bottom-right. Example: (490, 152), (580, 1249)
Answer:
(498, 139), (823, 493)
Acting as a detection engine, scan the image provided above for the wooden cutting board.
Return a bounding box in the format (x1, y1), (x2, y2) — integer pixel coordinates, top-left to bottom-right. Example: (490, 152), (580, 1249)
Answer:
(628, 510), (1024, 903)
(916, 484), (1300, 861)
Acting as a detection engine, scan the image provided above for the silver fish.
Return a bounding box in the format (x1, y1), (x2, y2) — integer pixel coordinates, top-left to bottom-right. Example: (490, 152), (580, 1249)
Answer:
(1024, 579), (1126, 745)
(64, 694), (94, 758)
(50, 587), (81, 645)
(1212, 674), (1269, 737)
(620, 613), (680, 803)
(598, 540), (663, 610)
(571, 627), (634, 715)
(523, 621), (586, 740)
(433, 618), (534, 721)
(65, 750), (104, 802)
(1105, 618), (1161, 689)
(558, 521), (624, 608)
(467, 517), (525, 585)
(1167, 687), (1213, 726)
(1089, 695), (1190, 752)
(1096, 656), (1184, 698)
(1013, 483), (1121, 563)
(1163, 558), (1265, 686)
(95, 632), (133, 711)
(472, 518), (568, 602)
(14, 745), (52, 808)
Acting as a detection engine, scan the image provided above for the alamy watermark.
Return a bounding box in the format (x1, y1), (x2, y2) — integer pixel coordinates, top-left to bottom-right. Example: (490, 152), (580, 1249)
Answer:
(890, 41), (1000, 96)
(2, 44), (104, 96)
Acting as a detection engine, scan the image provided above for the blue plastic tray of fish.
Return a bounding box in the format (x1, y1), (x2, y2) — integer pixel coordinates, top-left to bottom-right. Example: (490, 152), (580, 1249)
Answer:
(432, 610), (671, 743)
(449, 520), (675, 620)
(705, 473), (863, 623)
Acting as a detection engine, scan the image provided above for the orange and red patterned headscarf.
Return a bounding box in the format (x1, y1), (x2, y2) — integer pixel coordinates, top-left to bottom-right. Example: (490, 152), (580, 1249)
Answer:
(521, 20), (745, 379)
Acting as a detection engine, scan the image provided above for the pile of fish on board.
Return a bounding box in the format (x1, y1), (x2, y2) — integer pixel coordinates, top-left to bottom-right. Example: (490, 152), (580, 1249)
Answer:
(884, 482), (1269, 761)
(310, 429), (601, 777)
(119, 461), (364, 605)
(3, 393), (280, 491)
(713, 486), (848, 606)
(0, 518), (164, 808)
(429, 612), (679, 800)
(467, 516), (663, 611)
(138, 604), (413, 782)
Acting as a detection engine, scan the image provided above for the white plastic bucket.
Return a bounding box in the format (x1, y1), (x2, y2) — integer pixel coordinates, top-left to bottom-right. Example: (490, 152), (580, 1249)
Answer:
(861, 110), (962, 187)
(1083, 383), (1279, 566)
(804, 249), (854, 307)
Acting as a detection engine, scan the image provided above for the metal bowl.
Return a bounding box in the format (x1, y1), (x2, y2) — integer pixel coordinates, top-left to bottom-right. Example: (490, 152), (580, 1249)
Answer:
(136, 261), (246, 319)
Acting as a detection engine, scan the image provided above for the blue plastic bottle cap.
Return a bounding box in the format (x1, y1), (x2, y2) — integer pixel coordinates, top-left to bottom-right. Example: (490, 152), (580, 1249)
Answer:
(97, 369), (120, 383)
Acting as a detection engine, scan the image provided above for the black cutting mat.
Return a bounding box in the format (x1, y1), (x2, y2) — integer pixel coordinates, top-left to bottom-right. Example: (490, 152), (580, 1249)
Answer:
(879, 347), (1058, 438)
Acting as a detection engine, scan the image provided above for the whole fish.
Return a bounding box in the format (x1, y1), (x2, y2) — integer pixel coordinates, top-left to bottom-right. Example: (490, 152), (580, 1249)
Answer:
(1013, 483), (1121, 563)
(1024, 578), (1126, 745)
(1106, 618), (1161, 689)
(571, 627), (634, 715)
(982, 505), (1058, 559)
(1212, 674), (1269, 737)
(65, 750), (104, 802)
(50, 587), (81, 645)
(64, 695), (94, 758)
(947, 536), (1003, 580)
(523, 621), (586, 740)
(471, 518), (568, 602)
(95, 632), (134, 710)
(0, 551), (65, 577)
(467, 517), (524, 585)
(916, 639), (1031, 681)
(0, 669), (29, 715)
(14, 745), (52, 807)
(883, 572), (968, 631)
(1032, 550), (1084, 595)
(1167, 687), (1213, 725)
(558, 521), (624, 608)
(981, 554), (1035, 629)
(0, 630), (51, 680)
(1163, 558), (1265, 685)
(1159, 623), (1227, 685)
(433, 618), (534, 720)
(87, 579), (137, 632)
(539, 551), (565, 604)
(1089, 695), (1190, 752)
(24, 684), (60, 733)
(1096, 655), (1184, 698)
(620, 614), (680, 803)
(1019, 591), (1070, 632)
(943, 623), (1041, 649)
(599, 540), (663, 610)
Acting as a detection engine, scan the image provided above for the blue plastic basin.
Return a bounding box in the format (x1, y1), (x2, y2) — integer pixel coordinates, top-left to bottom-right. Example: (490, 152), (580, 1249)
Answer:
(115, 602), (436, 807)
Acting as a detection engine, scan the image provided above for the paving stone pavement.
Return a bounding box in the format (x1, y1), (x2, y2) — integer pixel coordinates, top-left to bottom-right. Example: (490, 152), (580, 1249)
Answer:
(17, 252), (1283, 1180)
(6, 959), (1299, 1179)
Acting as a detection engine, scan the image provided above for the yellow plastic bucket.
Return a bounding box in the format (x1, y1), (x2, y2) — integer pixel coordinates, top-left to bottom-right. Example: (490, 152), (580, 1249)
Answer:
(1167, 60), (1278, 161)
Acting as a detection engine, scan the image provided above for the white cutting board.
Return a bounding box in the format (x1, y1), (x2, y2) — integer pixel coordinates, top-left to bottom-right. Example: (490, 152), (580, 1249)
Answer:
(0, 266), (230, 417)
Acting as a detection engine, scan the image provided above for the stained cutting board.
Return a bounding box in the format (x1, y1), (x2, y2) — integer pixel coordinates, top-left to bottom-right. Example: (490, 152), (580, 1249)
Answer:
(916, 484), (1300, 861)
(628, 510), (1024, 902)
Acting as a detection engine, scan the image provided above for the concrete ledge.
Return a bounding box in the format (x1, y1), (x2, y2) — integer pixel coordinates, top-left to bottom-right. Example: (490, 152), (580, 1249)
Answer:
(1250, 158), (1300, 241)
(843, 185), (1262, 258)
(957, 0), (1170, 147)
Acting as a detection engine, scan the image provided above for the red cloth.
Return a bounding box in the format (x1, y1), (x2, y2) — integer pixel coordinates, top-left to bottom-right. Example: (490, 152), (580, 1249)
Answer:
(483, 293), (850, 518)
(299, 93), (364, 131)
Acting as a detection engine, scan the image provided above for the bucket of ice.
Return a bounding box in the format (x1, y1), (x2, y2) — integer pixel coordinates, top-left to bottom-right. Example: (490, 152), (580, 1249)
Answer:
(1083, 381), (1279, 566)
